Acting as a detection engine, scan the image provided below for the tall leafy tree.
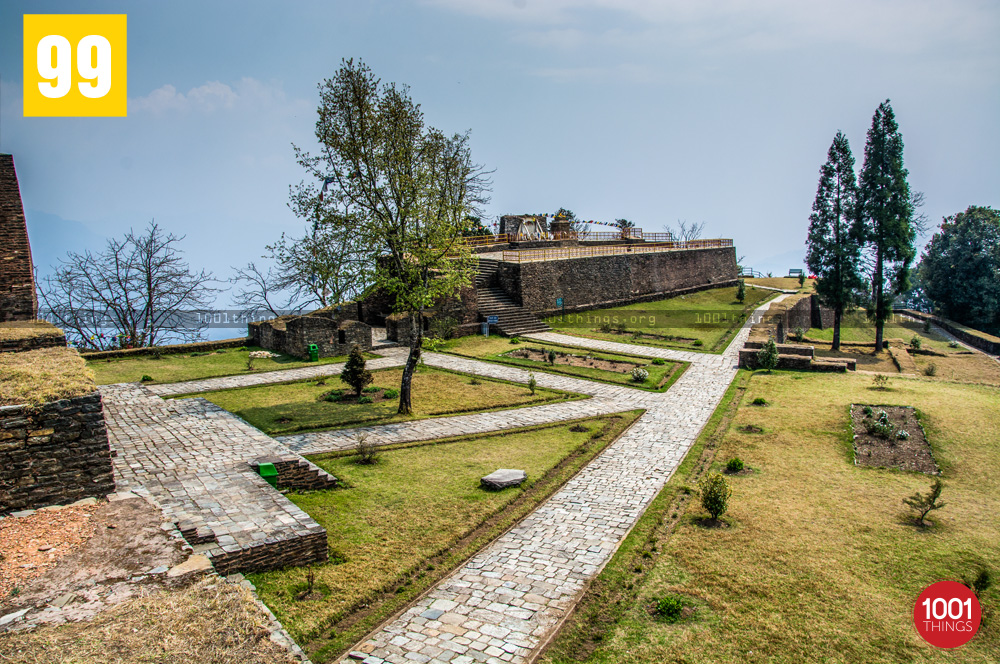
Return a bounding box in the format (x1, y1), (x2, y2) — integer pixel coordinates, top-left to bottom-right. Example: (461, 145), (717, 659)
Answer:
(294, 59), (490, 414)
(857, 100), (916, 352)
(919, 206), (1000, 333)
(805, 131), (864, 350)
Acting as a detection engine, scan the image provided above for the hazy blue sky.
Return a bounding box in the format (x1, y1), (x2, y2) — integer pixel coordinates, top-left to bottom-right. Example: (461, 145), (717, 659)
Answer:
(2, 0), (998, 291)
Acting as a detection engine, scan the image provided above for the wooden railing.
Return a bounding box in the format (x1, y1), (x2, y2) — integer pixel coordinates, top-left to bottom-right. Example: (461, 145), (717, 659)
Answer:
(502, 239), (734, 263)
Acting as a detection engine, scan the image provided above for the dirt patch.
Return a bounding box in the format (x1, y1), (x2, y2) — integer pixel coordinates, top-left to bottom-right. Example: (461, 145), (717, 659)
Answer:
(694, 517), (730, 529)
(1, 496), (191, 630)
(851, 405), (939, 474)
(737, 424), (763, 434)
(0, 502), (101, 599)
(504, 347), (642, 373)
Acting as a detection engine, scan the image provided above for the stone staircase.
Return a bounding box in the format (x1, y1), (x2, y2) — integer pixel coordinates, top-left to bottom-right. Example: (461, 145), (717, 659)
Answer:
(475, 258), (551, 337)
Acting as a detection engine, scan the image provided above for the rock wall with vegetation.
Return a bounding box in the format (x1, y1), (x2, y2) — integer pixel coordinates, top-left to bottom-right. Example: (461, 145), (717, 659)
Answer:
(0, 321), (66, 353)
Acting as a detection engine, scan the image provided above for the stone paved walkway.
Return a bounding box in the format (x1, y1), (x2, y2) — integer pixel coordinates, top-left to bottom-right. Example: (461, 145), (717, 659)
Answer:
(340, 295), (789, 664)
(101, 384), (333, 574)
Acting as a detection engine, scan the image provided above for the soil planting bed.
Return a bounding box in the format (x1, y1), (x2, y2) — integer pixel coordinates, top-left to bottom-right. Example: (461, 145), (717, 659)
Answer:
(850, 405), (938, 474)
(504, 347), (643, 373)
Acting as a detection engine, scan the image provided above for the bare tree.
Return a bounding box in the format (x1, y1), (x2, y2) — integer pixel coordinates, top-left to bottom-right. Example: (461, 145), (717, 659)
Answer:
(229, 261), (293, 319)
(37, 221), (219, 349)
(666, 220), (706, 242)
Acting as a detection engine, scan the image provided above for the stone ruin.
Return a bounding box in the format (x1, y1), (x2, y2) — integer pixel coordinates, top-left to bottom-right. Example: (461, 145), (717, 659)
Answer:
(0, 154), (37, 322)
(249, 304), (374, 359)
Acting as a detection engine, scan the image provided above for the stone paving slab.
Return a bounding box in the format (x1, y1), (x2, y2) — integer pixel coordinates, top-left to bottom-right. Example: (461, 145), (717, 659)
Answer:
(341, 295), (789, 664)
(101, 383), (330, 573)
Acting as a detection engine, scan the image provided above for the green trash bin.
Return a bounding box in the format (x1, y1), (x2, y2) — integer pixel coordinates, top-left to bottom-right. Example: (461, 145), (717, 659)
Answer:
(257, 462), (278, 488)
(308, 344), (319, 362)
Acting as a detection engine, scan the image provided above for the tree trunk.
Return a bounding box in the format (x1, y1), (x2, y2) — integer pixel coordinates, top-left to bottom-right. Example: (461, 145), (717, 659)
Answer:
(397, 313), (422, 415)
(873, 247), (884, 353)
(832, 308), (842, 351)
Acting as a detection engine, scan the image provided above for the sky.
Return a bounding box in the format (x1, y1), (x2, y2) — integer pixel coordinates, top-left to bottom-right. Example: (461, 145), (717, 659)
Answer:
(2, 0), (998, 297)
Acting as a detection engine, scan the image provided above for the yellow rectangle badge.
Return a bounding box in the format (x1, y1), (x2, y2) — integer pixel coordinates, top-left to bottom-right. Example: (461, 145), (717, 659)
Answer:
(23, 14), (127, 117)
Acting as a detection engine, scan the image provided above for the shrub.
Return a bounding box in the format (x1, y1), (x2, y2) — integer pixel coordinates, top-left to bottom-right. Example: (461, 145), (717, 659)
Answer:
(751, 397), (767, 406)
(654, 595), (684, 622)
(362, 386), (380, 393)
(923, 320), (931, 332)
(651, 358), (666, 366)
(864, 410), (896, 439)
(598, 322), (613, 333)
(357, 396), (373, 404)
(631, 366), (649, 383)
(469, 376), (482, 385)
(422, 337), (445, 352)
(340, 345), (373, 396)
(909, 335), (922, 350)
(699, 472), (732, 521)
(736, 279), (746, 303)
(354, 433), (380, 465)
(798, 272), (806, 287)
(509, 337), (521, 344)
(726, 457), (745, 473)
(924, 363), (937, 377)
(897, 429), (910, 440)
(692, 339), (704, 347)
(862, 405), (874, 417)
(903, 479), (946, 526)
(793, 326), (805, 341)
(614, 322), (628, 334)
(383, 388), (399, 399)
(756, 338), (779, 373)
(547, 350), (557, 365)
(140, 374), (153, 382)
(429, 315), (457, 340)
(323, 391), (344, 403)
(872, 374), (890, 390)
(527, 373), (536, 395)
(948, 340), (960, 348)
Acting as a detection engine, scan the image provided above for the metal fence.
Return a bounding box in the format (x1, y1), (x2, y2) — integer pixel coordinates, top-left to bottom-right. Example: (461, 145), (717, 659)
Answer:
(501, 238), (734, 263)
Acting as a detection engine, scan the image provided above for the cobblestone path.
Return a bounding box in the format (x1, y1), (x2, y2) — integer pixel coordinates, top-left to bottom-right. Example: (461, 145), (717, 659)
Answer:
(340, 296), (788, 664)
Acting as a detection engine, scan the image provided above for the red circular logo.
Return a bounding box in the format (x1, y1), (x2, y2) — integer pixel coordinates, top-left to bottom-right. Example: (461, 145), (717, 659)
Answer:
(913, 581), (981, 649)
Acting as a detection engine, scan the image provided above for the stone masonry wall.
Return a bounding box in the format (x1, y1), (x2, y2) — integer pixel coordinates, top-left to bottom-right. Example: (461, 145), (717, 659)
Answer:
(495, 246), (737, 314)
(0, 391), (115, 514)
(0, 155), (37, 321)
(0, 330), (66, 353)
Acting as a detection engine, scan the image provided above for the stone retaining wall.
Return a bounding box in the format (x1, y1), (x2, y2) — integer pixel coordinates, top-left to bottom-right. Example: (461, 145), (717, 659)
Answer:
(207, 530), (330, 576)
(895, 309), (1000, 355)
(251, 457), (340, 492)
(250, 307), (373, 359)
(494, 246), (738, 314)
(81, 337), (250, 360)
(0, 391), (115, 513)
(0, 329), (66, 353)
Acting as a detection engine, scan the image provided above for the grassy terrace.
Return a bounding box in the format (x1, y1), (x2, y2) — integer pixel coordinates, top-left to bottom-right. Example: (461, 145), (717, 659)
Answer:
(434, 336), (687, 391)
(803, 312), (1000, 384)
(251, 412), (643, 662)
(0, 346), (96, 406)
(182, 366), (579, 435)
(542, 285), (776, 353)
(88, 346), (365, 386)
(541, 371), (1000, 664)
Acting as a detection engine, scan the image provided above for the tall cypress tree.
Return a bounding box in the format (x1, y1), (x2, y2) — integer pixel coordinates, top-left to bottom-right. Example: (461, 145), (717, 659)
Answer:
(857, 100), (916, 352)
(806, 131), (864, 351)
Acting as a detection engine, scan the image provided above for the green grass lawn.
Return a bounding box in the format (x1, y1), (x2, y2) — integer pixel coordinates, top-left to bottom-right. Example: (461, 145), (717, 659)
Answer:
(183, 366), (579, 435)
(435, 336), (687, 391)
(88, 346), (366, 385)
(543, 285), (775, 353)
(542, 371), (1000, 664)
(805, 311), (954, 350)
(250, 412), (643, 662)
